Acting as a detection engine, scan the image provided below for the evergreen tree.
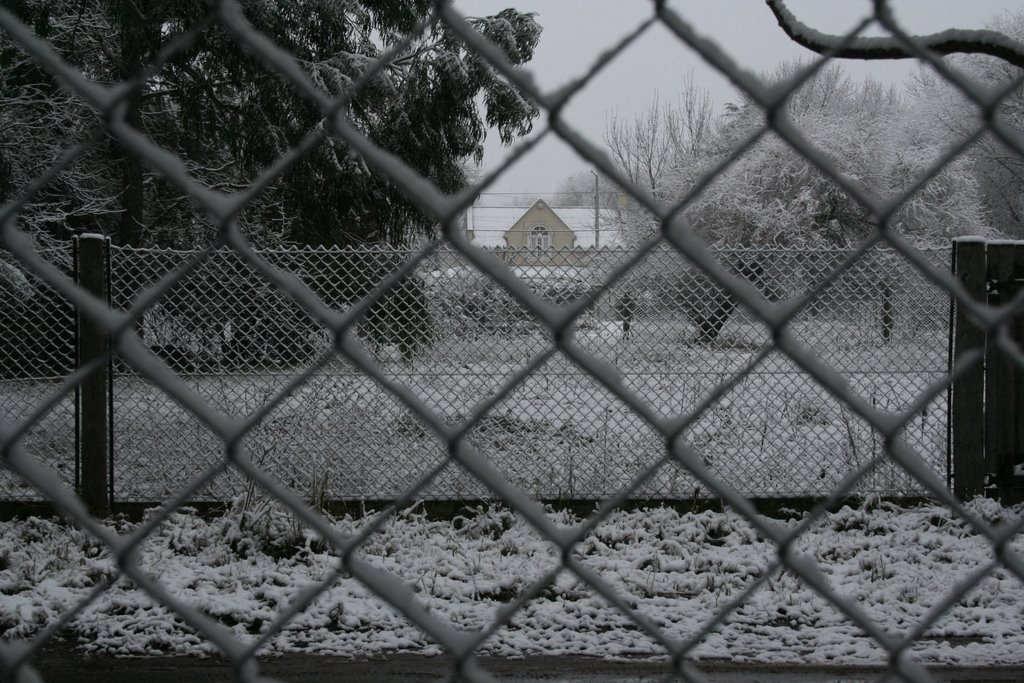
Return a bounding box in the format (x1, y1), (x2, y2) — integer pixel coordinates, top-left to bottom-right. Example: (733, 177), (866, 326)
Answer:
(1, 0), (541, 248)
(1, 1), (541, 364)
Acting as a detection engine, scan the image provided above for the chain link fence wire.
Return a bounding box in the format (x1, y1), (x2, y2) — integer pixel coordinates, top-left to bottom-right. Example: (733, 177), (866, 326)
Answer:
(0, 243), (76, 500)
(99, 243), (951, 501)
(1, 1), (1023, 682)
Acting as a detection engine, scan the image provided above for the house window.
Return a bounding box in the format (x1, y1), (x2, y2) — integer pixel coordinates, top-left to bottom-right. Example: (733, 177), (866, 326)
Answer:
(528, 225), (551, 251)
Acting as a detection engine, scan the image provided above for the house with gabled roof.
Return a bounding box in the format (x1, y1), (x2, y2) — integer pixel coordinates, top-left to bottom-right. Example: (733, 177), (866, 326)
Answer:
(501, 199), (577, 251)
(462, 199), (622, 267)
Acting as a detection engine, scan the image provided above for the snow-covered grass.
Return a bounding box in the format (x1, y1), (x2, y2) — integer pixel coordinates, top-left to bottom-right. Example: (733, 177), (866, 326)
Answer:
(1, 499), (1021, 665)
(0, 379), (75, 498)
(0, 364), (947, 504)
(0, 315), (949, 502)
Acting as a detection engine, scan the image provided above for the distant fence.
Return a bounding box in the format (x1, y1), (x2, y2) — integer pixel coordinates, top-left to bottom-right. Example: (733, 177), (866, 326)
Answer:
(0, 241), (952, 503)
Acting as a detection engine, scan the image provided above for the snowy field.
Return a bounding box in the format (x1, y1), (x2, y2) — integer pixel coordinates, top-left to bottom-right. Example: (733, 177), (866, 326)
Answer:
(0, 317), (948, 503)
(1, 499), (1022, 665)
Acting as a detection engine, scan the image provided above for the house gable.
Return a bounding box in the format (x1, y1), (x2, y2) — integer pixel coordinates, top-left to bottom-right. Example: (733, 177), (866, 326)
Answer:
(503, 199), (576, 249)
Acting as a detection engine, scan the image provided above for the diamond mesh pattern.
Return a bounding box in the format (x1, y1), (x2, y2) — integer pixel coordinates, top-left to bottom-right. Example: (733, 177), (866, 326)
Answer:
(94, 243), (953, 501)
(0, 244), (76, 499)
(2, 2), (1023, 682)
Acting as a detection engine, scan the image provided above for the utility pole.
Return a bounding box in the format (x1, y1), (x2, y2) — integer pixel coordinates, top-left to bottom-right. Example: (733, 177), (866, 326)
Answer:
(590, 169), (600, 249)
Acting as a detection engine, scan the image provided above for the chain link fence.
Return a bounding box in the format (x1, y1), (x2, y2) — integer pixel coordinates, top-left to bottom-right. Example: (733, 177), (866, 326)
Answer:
(2, 1), (1023, 681)
(96, 243), (952, 502)
(0, 244), (76, 500)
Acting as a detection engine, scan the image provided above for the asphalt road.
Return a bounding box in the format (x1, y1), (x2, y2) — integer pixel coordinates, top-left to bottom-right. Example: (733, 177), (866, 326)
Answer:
(22, 642), (1024, 682)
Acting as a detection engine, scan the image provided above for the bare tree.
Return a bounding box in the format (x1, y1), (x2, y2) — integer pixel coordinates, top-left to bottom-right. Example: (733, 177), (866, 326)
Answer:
(603, 72), (713, 199)
(555, 171), (619, 208)
(670, 72), (716, 167)
(605, 93), (675, 199)
(603, 73), (714, 247)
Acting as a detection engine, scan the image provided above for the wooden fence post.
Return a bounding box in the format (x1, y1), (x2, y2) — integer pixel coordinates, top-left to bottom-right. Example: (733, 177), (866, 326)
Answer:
(76, 234), (110, 517)
(951, 239), (987, 502)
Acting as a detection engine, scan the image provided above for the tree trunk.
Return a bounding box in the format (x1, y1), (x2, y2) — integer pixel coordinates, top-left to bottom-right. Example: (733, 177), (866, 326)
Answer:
(690, 259), (764, 343)
(117, 99), (146, 246)
(110, 0), (156, 247)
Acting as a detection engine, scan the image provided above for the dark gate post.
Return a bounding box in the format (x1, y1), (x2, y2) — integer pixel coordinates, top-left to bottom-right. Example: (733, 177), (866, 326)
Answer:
(76, 233), (110, 517)
(984, 242), (1024, 503)
(951, 239), (987, 502)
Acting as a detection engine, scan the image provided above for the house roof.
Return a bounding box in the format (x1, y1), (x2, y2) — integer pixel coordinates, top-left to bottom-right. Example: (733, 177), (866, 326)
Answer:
(464, 203), (623, 248)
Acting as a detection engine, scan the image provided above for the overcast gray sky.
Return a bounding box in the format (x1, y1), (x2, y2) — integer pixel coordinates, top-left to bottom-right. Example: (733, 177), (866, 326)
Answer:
(452, 0), (1020, 197)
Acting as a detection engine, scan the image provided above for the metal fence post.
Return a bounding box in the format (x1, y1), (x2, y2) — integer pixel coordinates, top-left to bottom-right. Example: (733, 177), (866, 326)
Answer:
(76, 233), (111, 517)
(983, 242), (1024, 503)
(951, 239), (987, 502)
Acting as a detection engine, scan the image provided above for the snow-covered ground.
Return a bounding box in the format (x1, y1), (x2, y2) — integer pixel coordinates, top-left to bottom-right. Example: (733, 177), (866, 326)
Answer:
(0, 321), (949, 503)
(1, 499), (1021, 665)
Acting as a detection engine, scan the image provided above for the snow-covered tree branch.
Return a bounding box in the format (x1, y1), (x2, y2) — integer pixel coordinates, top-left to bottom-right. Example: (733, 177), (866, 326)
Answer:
(604, 58), (993, 248)
(765, 0), (1024, 69)
(768, 2), (1024, 239)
